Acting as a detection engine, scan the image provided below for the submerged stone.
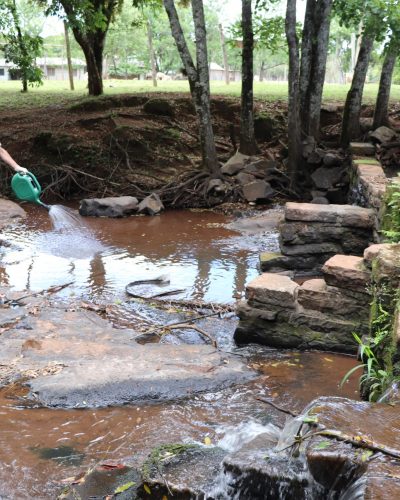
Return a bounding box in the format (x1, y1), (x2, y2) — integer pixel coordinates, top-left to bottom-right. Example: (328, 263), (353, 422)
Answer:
(79, 196), (138, 217)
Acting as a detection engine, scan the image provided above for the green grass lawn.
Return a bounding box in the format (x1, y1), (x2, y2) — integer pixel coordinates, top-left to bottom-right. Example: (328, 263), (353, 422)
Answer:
(0, 79), (399, 110)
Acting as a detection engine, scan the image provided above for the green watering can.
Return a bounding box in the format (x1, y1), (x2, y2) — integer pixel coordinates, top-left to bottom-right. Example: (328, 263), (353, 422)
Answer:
(11, 172), (50, 210)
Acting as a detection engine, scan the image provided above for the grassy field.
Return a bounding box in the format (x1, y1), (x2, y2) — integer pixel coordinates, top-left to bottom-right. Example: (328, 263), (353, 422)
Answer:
(0, 79), (399, 110)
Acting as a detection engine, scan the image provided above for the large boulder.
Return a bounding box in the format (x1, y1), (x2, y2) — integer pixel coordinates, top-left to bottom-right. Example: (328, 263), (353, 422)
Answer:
(242, 180), (274, 202)
(311, 166), (345, 190)
(137, 193), (164, 215)
(369, 125), (396, 144)
(79, 196), (138, 217)
(0, 198), (26, 229)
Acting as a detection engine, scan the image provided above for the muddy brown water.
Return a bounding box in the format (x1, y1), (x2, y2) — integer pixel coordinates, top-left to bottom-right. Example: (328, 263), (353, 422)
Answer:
(0, 206), (359, 498)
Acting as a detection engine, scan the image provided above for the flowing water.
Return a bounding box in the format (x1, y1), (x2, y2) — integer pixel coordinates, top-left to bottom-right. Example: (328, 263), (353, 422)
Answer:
(0, 205), (361, 497)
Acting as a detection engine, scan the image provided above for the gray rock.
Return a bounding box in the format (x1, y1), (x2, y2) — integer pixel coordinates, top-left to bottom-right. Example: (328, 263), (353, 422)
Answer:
(207, 178), (227, 193)
(242, 180), (274, 202)
(311, 166), (345, 190)
(221, 151), (251, 175)
(236, 172), (255, 185)
(369, 125), (396, 144)
(259, 251), (332, 273)
(322, 255), (371, 293)
(246, 273), (299, 309)
(137, 193), (164, 215)
(323, 152), (343, 167)
(0, 198), (26, 229)
(311, 196), (329, 204)
(79, 196), (138, 217)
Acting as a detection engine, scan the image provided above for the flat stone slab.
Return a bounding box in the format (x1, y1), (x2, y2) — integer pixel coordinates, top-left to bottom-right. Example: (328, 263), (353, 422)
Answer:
(246, 273), (298, 308)
(0, 292), (253, 408)
(349, 142), (375, 156)
(284, 203), (374, 228)
(322, 255), (371, 292)
(29, 343), (252, 408)
(363, 243), (393, 266)
(0, 198), (26, 229)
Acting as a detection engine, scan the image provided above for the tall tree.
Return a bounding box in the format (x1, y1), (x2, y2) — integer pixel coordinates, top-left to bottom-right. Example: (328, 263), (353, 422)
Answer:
(373, 37), (398, 128)
(147, 18), (158, 87)
(299, 0), (333, 139)
(163, 0), (219, 175)
(239, 0), (258, 155)
(40, 0), (123, 96)
(285, 0), (301, 184)
(340, 33), (375, 145)
(1, 0), (43, 92)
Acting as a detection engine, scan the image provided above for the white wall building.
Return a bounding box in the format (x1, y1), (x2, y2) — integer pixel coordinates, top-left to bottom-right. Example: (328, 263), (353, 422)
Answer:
(0, 57), (86, 81)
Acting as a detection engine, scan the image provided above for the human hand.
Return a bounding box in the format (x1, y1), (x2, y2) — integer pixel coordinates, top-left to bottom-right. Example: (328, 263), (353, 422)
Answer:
(14, 165), (28, 174)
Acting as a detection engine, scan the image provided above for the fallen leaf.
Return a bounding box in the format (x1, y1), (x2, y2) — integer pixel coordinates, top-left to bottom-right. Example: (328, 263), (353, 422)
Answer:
(204, 436), (212, 446)
(324, 358), (333, 363)
(114, 481), (136, 494)
(99, 463), (127, 470)
(144, 484), (151, 494)
(313, 441), (331, 450)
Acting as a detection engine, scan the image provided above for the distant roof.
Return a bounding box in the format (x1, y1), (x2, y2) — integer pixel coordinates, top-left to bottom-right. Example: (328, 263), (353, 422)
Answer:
(0, 57), (86, 68)
(209, 62), (225, 71)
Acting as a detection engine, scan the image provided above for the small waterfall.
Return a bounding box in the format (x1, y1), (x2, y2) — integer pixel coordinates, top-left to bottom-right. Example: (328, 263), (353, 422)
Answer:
(337, 477), (367, 500)
(216, 421), (281, 453)
(377, 381), (400, 403)
(48, 205), (84, 232)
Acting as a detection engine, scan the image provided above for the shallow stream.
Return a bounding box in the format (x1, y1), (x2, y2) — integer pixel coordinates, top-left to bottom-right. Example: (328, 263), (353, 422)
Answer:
(0, 205), (359, 498)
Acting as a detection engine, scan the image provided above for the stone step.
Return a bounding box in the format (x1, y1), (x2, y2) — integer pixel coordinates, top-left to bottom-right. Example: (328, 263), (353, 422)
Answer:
(322, 254), (371, 293)
(296, 278), (369, 317)
(349, 142), (375, 156)
(284, 202), (374, 228)
(245, 272), (299, 309)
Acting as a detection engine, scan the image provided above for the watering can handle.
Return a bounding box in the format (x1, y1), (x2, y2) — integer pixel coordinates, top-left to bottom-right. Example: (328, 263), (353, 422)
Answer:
(25, 171), (42, 191)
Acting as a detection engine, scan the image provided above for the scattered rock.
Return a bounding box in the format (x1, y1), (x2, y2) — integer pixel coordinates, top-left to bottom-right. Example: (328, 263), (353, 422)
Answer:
(221, 151), (251, 176)
(236, 172), (255, 185)
(143, 97), (174, 116)
(369, 126), (396, 144)
(79, 196), (138, 218)
(322, 152), (343, 167)
(311, 166), (345, 190)
(242, 180), (274, 202)
(363, 243), (393, 267)
(360, 117), (374, 133)
(137, 193), (164, 215)
(311, 196), (329, 205)
(207, 178), (228, 194)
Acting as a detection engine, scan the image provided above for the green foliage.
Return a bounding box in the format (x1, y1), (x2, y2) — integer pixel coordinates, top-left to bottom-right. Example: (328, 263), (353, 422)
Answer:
(0, 0), (44, 90)
(382, 181), (400, 243)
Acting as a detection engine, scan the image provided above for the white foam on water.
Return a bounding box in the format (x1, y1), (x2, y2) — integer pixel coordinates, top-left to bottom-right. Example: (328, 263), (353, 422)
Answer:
(215, 420), (281, 453)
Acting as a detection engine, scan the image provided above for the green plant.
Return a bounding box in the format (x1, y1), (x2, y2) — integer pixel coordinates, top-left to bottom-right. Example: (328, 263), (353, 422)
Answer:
(341, 333), (399, 402)
(382, 182), (400, 243)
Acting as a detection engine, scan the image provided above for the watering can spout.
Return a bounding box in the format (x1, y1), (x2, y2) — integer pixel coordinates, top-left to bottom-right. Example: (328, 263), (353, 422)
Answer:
(11, 171), (50, 209)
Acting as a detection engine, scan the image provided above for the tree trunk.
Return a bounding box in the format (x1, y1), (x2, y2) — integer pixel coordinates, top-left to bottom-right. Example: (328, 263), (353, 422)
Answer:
(299, 0), (315, 127)
(218, 23), (229, 85)
(285, 0), (302, 185)
(239, 0), (258, 155)
(163, 0), (218, 175)
(259, 60), (265, 82)
(191, 0), (219, 174)
(64, 21), (75, 91)
(306, 0), (332, 139)
(341, 34), (374, 146)
(147, 19), (158, 87)
(373, 43), (397, 129)
(299, 0), (332, 139)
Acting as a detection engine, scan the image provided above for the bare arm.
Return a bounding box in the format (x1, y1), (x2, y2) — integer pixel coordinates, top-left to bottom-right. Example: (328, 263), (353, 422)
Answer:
(0, 146), (28, 173)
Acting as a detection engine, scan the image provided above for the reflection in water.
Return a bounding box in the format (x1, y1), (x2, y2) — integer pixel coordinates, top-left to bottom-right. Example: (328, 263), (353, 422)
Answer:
(0, 207), (263, 304)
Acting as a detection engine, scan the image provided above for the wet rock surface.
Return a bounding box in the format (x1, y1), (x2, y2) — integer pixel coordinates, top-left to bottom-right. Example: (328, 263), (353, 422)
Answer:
(79, 196), (138, 217)
(0, 198), (26, 229)
(0, 291), (254, 408)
